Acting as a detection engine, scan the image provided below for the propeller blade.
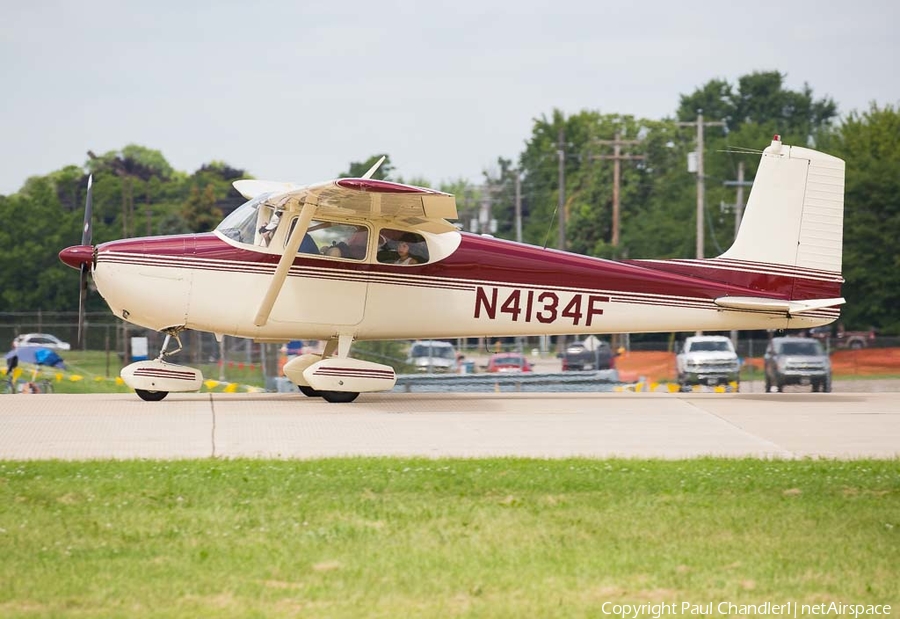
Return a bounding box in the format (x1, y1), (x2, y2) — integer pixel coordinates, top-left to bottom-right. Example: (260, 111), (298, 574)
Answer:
(361, 156), (386, 180)
(78, 264), (88, 345)
(78, 174), (93, 346)
(254, 202), (317, 327)
(81, 174), (93, 246)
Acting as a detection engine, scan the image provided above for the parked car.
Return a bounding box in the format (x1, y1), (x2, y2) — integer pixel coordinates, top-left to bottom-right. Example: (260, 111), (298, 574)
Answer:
(486, 353), (532, 373)
(407, 340), (458, 373)
(809, 325), (875, 349)
(676, 335), (740, 388)
(12, 333), (71, 351)
(764, 336), (831, 392)
(561, 339), (615, 371)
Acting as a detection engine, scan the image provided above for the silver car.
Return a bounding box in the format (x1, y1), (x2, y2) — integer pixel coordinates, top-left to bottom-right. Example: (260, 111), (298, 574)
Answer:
(13, 333), (71, 351)
(764, 337), (831, 392)
(407, 340), (458, 373)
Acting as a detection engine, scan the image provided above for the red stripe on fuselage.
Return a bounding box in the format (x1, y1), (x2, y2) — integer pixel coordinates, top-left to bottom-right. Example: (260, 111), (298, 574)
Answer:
(96, 232), (840, 302)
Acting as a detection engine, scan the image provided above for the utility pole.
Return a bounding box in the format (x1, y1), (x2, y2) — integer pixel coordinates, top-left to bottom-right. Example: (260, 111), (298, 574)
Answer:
(724, 160), (752, 239)
(676, 113), (725, 259)
(514, 171), (522, 243)
(593, 133), (645, 249)
(478, 188), (492, 234)
(557, 127), (566, 250)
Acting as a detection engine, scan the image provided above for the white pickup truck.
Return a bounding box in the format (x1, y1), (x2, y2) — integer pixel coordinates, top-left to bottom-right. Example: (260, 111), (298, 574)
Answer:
(676, 335), (741, 389)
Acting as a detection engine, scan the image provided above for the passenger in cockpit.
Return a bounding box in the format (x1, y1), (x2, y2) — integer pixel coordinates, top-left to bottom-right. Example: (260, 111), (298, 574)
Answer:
(258, 209), (282, 247)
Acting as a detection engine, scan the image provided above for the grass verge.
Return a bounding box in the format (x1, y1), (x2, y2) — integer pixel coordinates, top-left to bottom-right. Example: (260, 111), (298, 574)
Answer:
(1, 458), (898, 617)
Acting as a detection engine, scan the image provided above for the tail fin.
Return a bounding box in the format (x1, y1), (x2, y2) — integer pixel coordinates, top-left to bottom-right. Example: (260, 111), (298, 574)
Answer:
(719, 135), (845, 273)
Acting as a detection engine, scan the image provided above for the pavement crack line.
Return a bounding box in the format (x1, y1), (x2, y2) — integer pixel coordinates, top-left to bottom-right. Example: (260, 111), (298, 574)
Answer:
(208, 393), (217, 458)
(683, 399), (797, 458)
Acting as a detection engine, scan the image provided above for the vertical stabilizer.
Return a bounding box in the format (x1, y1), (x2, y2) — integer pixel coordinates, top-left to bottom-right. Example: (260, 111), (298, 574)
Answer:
(719, 135), (845, 273)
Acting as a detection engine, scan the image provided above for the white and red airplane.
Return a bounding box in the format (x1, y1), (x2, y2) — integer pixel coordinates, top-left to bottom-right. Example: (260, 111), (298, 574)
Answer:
(59, 136), (845, 402)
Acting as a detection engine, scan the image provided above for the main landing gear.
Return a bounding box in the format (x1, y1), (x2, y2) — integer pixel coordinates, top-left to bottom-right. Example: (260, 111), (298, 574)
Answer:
(297, 384), (359, 403)
(284, 335), (396, 403)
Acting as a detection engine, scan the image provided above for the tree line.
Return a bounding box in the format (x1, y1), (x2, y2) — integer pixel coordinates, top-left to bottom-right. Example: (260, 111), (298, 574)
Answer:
(1, 71), (897, 334)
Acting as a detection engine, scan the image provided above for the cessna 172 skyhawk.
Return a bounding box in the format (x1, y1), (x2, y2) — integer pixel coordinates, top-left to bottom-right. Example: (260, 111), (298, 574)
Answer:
(59, 136), (845, 402)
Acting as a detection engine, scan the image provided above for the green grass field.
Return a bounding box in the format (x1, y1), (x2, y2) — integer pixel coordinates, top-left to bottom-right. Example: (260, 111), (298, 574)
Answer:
(1, 458), (897, 618)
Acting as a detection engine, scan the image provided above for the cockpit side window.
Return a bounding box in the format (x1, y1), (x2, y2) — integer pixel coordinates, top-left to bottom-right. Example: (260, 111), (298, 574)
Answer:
(217, 198), (370, 260)
(286, 218), (369, 260)
(377, 229), (429, 265)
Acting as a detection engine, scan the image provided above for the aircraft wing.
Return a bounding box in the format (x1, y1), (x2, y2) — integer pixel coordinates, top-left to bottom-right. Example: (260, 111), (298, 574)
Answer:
(233, 179), (302, 199)
(233, 178), (458, 234)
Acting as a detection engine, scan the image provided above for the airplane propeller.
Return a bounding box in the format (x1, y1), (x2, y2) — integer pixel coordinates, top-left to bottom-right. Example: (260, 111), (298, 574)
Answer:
(78, 175), (93, 344)
(58, 174), (96, 345)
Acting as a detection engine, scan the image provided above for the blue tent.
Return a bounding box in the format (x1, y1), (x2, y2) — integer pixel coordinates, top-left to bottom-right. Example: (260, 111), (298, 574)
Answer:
(5, 346), (65, 368)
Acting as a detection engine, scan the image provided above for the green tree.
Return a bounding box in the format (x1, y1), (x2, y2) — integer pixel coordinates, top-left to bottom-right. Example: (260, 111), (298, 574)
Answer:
(820, 104), (900, 333)
(677, 72), (840, 256)
(517, 110), (672, 259)
(0, 179), (81, 311)
(678, 70), (838, 143)
(182, 184), (223, 233)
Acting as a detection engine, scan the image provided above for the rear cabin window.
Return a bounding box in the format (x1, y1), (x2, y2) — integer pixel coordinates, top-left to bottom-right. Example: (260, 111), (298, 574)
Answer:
(377, 229), (428, 265)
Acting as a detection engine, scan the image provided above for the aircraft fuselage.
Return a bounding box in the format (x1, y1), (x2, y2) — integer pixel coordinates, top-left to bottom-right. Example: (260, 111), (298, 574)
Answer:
(90, 229), (841, 343)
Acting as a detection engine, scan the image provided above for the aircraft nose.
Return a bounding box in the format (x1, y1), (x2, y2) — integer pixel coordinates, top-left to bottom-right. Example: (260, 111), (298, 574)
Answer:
(59, 245), (94, 270)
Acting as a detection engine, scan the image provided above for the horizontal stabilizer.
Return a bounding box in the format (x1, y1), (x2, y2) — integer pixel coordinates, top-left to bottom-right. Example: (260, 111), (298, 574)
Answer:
(714, 296), (845, 316)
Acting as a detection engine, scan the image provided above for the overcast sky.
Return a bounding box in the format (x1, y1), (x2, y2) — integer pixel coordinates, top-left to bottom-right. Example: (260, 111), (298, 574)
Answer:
(2, 0), (897, 195)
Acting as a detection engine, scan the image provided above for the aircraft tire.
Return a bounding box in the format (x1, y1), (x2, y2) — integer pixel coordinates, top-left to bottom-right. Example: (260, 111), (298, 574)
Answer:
(320, 391), (359, 404)
(298, 386), (323, 398)
(135, 389), (168, 402)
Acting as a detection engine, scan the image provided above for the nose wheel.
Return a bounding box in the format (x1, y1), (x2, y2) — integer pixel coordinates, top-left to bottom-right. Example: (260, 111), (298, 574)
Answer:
(135, 389), (168, 402)
(121, 329), (203, 401)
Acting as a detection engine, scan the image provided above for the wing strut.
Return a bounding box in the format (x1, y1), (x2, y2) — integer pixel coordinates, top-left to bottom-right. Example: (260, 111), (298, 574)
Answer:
(254, 201), (317, 327)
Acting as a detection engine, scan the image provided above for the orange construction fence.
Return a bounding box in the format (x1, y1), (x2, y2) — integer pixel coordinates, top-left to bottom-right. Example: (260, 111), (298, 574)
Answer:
(615, 348), (900, 383)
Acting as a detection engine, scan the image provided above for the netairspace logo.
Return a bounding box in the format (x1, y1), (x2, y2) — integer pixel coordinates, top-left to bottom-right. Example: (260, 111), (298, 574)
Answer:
(599, 601), (892, 618)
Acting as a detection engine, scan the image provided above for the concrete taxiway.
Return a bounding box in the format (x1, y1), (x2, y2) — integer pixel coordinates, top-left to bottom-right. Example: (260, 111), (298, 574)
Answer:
(1, 392), (898, 460)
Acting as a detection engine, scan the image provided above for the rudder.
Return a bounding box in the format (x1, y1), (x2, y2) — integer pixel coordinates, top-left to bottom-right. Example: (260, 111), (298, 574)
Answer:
(719, 135), (845, 274)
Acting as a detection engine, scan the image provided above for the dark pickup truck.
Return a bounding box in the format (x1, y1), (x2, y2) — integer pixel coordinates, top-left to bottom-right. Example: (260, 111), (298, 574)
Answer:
(561, 340), (615, 371)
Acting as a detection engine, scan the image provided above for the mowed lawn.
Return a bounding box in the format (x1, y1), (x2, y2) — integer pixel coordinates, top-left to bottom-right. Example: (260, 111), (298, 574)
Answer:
(1, 458), (898, 618)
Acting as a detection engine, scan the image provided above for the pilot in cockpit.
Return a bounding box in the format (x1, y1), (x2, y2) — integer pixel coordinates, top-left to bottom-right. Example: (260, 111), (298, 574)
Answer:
(258, 208), (282, 247)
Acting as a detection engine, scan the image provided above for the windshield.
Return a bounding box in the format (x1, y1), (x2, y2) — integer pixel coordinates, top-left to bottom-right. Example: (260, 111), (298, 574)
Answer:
(688, 340), (733, 352)
(216, 194), (271, 244)
(778, 341), (824, 356)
